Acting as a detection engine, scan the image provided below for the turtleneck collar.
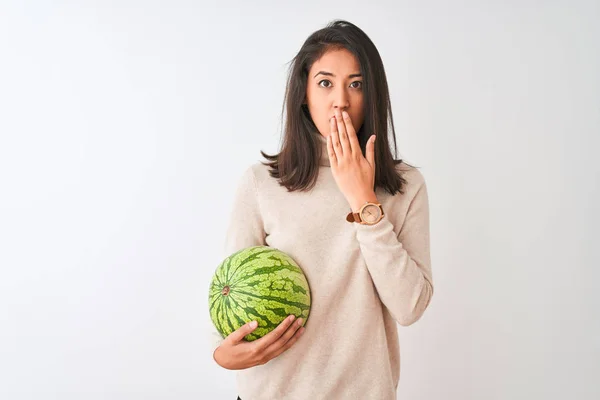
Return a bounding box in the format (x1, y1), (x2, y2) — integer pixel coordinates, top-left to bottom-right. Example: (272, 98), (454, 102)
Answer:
(313, 132), (331, 167)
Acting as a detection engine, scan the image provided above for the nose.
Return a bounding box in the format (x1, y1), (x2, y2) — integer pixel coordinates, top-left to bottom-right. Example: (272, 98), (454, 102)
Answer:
(333, 86), (350, 111)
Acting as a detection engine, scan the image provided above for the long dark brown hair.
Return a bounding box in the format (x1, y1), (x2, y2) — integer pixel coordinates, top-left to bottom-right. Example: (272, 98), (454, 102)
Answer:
(261, 19), (412, 195)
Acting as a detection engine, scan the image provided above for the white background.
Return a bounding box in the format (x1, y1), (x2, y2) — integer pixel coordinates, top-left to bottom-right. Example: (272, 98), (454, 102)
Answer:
(1, 1), (599, 399)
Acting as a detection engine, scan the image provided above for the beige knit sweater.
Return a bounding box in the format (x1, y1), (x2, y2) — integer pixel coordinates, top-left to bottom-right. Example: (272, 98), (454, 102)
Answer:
(208, 132), (433, 400)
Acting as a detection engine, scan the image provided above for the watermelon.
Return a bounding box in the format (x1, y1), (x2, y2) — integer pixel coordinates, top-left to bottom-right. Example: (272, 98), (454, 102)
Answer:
(209, 245), (311, 341)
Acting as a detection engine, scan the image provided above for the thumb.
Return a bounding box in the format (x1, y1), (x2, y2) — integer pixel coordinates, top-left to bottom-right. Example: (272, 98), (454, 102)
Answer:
(228, 320), (258, 343)
(366, 135), (376, 167)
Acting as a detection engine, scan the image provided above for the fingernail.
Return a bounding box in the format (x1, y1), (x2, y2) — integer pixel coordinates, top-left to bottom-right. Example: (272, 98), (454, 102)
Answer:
(297, 318), (303, 326)
(289, 315), (295, 321)
(249, 321), (257, 328)
(342, 111), (348, 118)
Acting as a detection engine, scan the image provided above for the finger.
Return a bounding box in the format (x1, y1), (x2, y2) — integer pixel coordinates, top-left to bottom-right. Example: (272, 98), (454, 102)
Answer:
(253, 315), (296, 350)
(264, 317), (303, 356)
(341, 111), (361, 156)
(329, 117), (342, 159)
(335, 110), (351, 155)
(268, 326), (305, 360)
(366, 135), (376, 168)
(227, 320), (258, 343)
(326, 134), (337, 165)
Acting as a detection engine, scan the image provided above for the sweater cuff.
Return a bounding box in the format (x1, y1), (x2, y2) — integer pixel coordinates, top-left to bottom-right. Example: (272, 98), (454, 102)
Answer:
(352, 213), (396, 240)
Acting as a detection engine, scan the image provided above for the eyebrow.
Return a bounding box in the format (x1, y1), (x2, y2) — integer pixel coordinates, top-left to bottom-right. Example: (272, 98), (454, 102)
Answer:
(313, 71), (362, 79)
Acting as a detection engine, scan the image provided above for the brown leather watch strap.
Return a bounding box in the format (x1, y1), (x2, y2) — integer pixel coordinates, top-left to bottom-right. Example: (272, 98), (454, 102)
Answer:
(346, 212), (360, 223)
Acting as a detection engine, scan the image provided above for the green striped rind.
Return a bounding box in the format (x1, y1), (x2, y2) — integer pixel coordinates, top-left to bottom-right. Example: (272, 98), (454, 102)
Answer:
(209, 246), (311, 341)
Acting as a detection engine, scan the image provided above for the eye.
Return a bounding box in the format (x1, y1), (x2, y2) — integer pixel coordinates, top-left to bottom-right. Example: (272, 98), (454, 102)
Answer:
(318, 79), (332, 88)
(350, 81), (362, 89)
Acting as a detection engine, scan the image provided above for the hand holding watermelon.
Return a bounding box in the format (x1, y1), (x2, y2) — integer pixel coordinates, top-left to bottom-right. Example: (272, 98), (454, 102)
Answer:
(209, 246), (312, 368)
(213, 315), (305, 370)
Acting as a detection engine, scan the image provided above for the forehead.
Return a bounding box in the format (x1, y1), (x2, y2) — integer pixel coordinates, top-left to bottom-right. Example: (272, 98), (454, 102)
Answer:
(309, 48), (360, 74)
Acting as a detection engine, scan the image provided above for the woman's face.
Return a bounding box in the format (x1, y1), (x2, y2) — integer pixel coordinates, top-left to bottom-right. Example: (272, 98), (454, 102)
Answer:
(305, 48), (365, 138)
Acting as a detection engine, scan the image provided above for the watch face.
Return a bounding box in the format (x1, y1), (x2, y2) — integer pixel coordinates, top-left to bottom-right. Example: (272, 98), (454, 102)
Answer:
(360, 204), (382, 224)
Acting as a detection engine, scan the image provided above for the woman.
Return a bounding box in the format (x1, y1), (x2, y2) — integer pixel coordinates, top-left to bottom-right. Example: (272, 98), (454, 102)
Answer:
(210, 19), (433, 400)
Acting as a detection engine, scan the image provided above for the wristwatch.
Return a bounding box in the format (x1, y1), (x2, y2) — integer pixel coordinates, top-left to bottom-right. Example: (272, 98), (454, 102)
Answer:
(346, 202), (385, 225)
